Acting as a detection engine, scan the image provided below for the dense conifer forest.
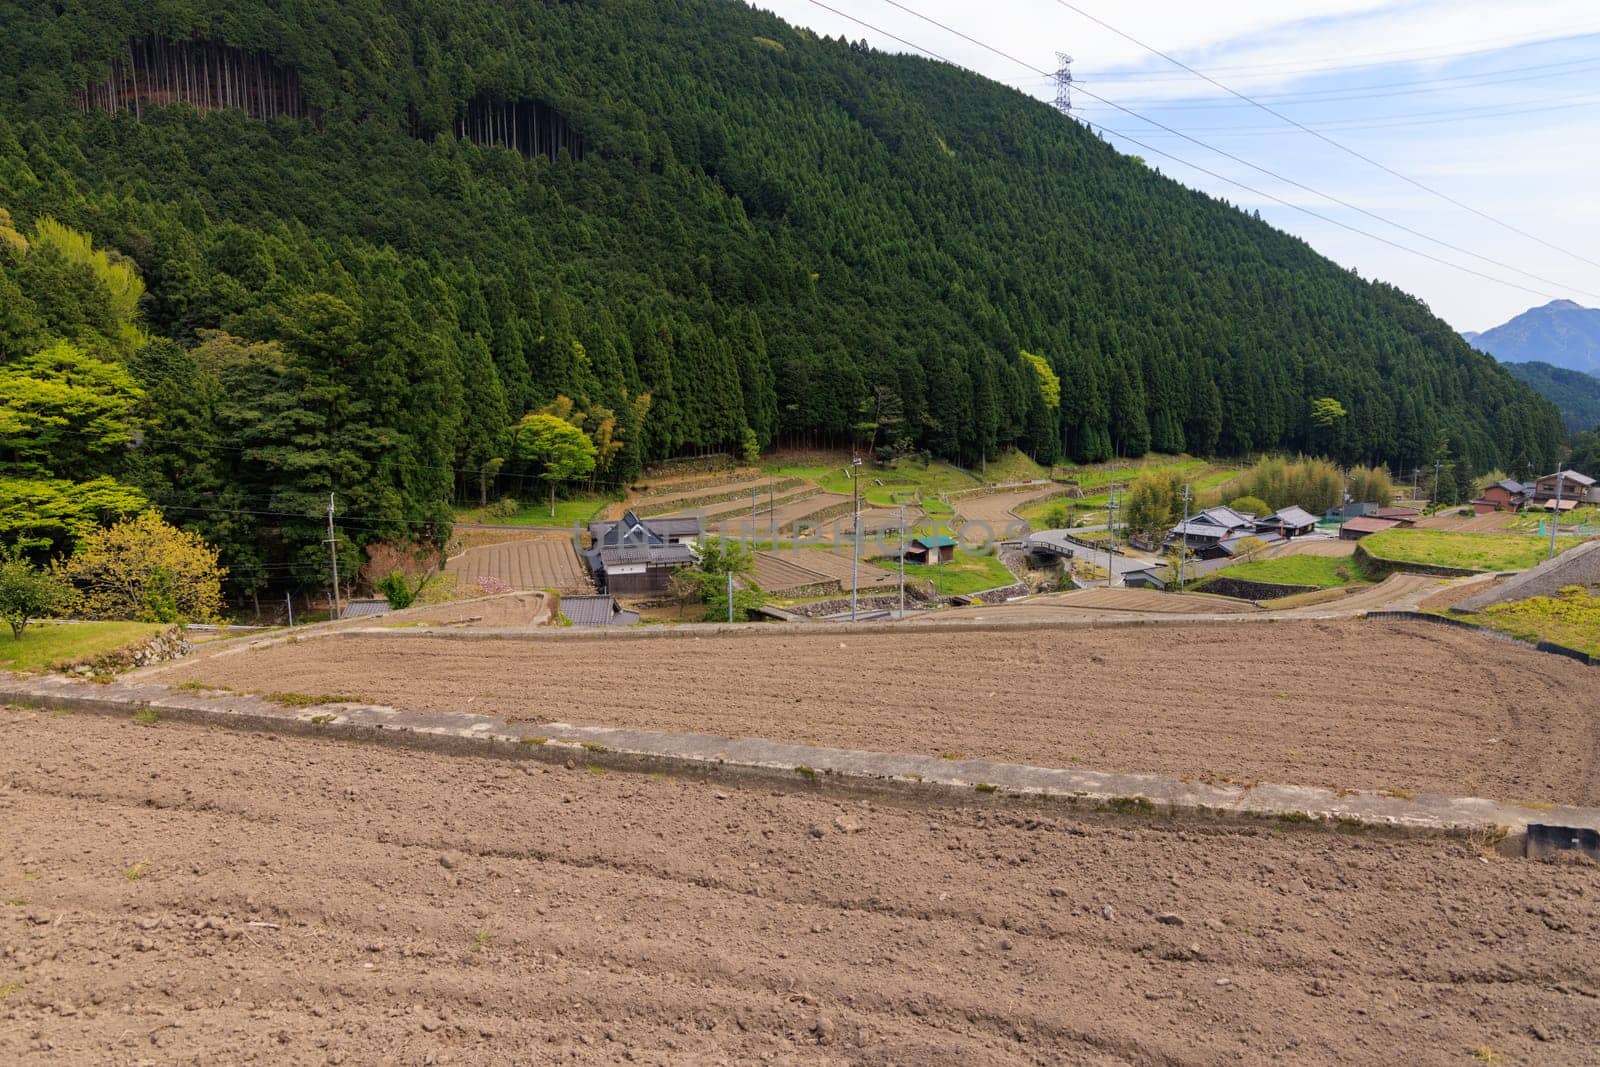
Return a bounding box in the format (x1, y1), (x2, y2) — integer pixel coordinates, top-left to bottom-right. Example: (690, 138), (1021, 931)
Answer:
(0, 0), (1565, 595)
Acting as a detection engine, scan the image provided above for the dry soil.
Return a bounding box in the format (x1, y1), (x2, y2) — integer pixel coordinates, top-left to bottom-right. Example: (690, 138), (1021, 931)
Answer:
(162, 618), (1600, 806)
(2, 707), (1596, 1065)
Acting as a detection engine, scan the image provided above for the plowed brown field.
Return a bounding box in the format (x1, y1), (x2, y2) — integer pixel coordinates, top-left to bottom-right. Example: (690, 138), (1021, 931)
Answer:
(163, 618), (1600, 806)
(3, 707), (1596, 1065)
(444, 538), (590, 592)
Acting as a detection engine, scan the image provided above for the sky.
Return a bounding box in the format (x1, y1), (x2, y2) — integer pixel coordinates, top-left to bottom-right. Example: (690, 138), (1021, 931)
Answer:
(752, 0), (1600, 332)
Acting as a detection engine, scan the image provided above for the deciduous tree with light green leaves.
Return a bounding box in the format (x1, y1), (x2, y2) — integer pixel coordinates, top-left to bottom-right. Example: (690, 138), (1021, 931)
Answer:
(56, 512), (225, 623)
(511, 413), (598, 517)
(0, 542), (70, 639)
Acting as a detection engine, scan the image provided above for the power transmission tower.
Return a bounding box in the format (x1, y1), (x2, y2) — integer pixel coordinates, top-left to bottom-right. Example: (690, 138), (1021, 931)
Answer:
(1051, 52), (1074, 114)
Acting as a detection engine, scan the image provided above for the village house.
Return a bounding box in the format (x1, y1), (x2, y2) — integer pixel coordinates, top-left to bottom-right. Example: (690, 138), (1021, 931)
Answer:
(1530, 470), (1599, 510)
(1253, 505), (1319, 539)
(1167, 505), (1257, 559)
(1339, 515), (1400, 541)
(583, 511), (699, 595)
(1472, 479), (1528, 514)
(1374, 506), (1420, 527)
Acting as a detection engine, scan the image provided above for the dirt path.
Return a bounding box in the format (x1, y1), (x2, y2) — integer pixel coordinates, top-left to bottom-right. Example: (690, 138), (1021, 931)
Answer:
(163, 618), (1600, 806)
(2, 707), (1595, 1065)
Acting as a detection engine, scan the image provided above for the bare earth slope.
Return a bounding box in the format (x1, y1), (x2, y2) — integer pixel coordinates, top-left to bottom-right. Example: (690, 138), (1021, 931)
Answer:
(164, 619), (1600, 806)
(2, 708), (1596, 1064)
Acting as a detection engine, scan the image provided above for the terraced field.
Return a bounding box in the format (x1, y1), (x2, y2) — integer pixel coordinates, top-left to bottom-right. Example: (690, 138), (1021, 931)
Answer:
(445, 538), (591, 592)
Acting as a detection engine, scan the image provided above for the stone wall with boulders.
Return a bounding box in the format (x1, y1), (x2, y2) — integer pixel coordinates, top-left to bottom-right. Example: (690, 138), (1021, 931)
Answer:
(64, 625), (191, 676)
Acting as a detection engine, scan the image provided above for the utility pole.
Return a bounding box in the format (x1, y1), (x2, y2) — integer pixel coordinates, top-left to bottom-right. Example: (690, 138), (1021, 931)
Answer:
(751, 487), (758, 542)
(1550, 467), (1563, 560)
(898, 505), (906, 617)
(1177, 483), (1191, 588)
(1105, 485), (1118, 588)
(849, 454), (863, 620)
(325, 492), (341, 621)
(285, 592), (294, 628)
(1051, 52), (1074, 114)
(727, 569), (734, 623)
(1432, 459), (1442, 512)
(1339, 469), (1348, 539)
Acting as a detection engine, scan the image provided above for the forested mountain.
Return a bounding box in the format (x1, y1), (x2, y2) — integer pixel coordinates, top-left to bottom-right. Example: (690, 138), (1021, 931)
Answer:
(1463, 300), (1600, 374)
(0, 0), (1565, 595)
(1500, 361), (1600, 433)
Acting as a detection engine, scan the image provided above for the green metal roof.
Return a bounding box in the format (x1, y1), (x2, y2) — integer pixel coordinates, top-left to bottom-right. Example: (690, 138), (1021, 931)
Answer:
(913, 535), (958, 548)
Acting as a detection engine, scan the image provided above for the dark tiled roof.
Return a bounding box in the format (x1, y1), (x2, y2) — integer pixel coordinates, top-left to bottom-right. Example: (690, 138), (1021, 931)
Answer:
(1272, 506), (1320, 527)
(588, 510), (704, 548)
(561, 595), (640, 627)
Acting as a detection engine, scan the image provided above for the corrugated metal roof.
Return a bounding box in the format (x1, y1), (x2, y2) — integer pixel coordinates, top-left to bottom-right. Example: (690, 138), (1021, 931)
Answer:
(1341, 516), (1400, 533)
(913, 535), (958, 548)
(341, 598), (392, 619)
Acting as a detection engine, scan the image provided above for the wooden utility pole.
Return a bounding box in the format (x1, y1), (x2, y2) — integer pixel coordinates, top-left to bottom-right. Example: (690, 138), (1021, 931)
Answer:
(326, 493), (341, 620)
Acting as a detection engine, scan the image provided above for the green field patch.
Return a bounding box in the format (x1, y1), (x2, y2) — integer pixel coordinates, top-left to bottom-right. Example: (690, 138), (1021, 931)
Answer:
(0, 621), (167, 674)
(766, 458), (980, 508)
(1465, 587), (1600, 658)
(1204, 554), (1366, 590)
(457, 492), (618, 529)
(1360, 529), (1583, 573)
(896, 548), (1015, 597)
(979, 448), (1050, 484)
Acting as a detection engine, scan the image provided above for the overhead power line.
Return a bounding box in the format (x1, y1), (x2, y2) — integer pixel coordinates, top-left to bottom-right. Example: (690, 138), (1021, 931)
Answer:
(1047, 0), (1600, 272)
(1076, 56), (1600, 109)
(847, 0), (1600, 301)
(1087, 92), (1600, 136)
(1079, 27), (1600, 81)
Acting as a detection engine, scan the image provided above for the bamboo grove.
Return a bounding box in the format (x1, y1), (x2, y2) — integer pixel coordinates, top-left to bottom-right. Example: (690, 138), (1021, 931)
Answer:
(0, 0), (1567, 596)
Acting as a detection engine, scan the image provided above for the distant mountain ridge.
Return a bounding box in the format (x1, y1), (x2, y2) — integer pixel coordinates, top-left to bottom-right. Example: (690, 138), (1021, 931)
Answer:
(1500, 361), (1600, 433)
(1464, 299), (1600, 374)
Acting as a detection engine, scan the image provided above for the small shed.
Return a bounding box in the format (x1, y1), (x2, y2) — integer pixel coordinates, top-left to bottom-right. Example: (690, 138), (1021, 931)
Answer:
(560, 594), (641, 628)
(905, 534), (957, 565)
(341, 598), (392, 620)
(1339, 516), (1401, 541)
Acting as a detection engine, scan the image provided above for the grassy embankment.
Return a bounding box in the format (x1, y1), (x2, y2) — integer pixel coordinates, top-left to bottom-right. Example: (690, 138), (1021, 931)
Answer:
(0, 621), (166, 674)
(765, 457), (980, 515)
(896, 549), (1016, 597)
(1203, 554), (1367, 590)
(456, 493), (620, 529)
(1360, 529), (1584, 573)
(1455, 587), (1600, 657)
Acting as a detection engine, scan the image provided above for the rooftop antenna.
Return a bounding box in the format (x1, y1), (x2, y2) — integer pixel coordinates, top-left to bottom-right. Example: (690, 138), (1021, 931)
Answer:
(1052, 52), (1075, 114)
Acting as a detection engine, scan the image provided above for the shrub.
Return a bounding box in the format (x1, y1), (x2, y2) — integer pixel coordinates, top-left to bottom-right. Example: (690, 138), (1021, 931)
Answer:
(1227, 496), (1271, 517)
(0, 544), (70, 639)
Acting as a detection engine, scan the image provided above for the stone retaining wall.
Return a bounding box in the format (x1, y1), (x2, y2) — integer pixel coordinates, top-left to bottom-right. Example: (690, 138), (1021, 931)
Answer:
(1198, 577), (1319, 601)
(63, 625), (191, 676)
